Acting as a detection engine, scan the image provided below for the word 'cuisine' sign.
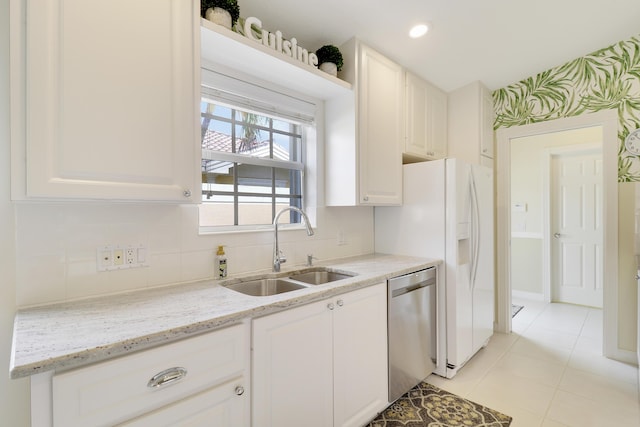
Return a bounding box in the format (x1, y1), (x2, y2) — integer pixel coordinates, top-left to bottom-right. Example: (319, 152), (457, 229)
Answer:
(242, 17), (319, 68)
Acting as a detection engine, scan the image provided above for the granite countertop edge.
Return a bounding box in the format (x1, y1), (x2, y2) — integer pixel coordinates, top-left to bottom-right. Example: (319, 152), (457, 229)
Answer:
(10, 253), (441, 379)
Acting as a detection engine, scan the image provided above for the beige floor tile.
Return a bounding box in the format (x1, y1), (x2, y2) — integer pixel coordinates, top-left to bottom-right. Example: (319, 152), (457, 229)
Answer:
(432, 300), (639, 426)
(541, 419), (570, 427)
(568, 351), (638, 385)
(490, 351), (566, 388)
(510, 336), (573, 365)
(533, 309), (587, 335)
(520, 324), (579, 350)
(558, 367), (639, 408)
(546, 390), (640, 427)
(425, 373), (474, 397)
(572, 334), (602, 355)
(467, 369), (556, 416)
(580, 309), (603, 339)
(495, 405), (544, 427)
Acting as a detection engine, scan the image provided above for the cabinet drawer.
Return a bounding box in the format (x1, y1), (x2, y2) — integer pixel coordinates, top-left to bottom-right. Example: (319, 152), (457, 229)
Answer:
(53, 323), (248, 427)
(120, 378), (248, 427)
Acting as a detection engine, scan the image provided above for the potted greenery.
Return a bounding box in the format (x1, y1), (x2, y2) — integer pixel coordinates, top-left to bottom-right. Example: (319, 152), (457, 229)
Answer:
(201, 0), (240, 30)
(315, 45), (344, 76)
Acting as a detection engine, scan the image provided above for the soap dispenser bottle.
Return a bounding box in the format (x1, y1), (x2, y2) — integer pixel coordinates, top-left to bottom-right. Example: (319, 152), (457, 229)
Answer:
(216, 245), (227, 279)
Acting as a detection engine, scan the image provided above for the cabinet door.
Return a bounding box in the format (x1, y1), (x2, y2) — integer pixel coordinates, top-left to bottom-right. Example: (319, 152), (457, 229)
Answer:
(20, 0), (199, 201)
(480, 86), (495, 159)
(405, 73), (447, 160)
(405, 73), (429, 158)
(120, 379), (248, 427)
(333, 283), (388, 427)
(252, 300), (333, 427)
(358, 45), (403, 205)
(429, 85), (448, 160)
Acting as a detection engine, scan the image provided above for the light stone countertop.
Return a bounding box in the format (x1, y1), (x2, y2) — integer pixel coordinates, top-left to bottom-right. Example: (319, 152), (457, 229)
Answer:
(10, 253), (441, 379)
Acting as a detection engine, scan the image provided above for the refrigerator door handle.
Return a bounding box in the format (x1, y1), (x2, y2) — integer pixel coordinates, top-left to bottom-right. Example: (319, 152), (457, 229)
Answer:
(469, 169), (481, 291)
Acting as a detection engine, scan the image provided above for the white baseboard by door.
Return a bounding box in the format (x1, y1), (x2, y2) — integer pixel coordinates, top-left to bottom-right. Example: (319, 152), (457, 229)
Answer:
(511, 290), (545, 302)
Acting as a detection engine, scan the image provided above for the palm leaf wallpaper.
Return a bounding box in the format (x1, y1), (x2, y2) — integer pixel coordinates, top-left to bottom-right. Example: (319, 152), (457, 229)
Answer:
(493, 34), (640, 181)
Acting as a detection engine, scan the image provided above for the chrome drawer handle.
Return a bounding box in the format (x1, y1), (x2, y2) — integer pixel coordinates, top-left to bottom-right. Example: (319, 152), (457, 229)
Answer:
(337, 299), (344, 307)
(147, 367), (187, 389)
(235, 385), (245, 396)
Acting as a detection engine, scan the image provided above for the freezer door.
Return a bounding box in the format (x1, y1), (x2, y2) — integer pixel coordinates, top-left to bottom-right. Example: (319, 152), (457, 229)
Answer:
(470, 164), (495, 353)
(445, 159), (474, 370)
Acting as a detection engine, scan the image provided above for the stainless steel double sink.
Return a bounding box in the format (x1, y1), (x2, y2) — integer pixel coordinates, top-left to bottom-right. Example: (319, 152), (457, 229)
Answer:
(224, 268), (356, 297)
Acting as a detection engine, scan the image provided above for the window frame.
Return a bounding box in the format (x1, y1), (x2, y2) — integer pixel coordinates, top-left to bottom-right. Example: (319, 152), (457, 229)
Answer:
(199, 65), (318, 234)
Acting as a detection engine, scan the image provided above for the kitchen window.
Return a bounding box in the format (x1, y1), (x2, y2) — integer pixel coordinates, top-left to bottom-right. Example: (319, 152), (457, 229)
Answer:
(199, 67), (316, 231)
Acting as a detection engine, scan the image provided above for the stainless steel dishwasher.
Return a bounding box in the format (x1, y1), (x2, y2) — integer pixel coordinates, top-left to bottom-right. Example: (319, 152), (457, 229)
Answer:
(388, 267), (437, 402)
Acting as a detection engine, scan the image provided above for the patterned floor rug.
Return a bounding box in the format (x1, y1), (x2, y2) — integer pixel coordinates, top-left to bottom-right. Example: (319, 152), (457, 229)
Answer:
(365, 382), (512, 427)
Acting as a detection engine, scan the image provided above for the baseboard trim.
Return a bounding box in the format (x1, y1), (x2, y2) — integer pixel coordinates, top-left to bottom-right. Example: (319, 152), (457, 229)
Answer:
(512, 290), (545, 301)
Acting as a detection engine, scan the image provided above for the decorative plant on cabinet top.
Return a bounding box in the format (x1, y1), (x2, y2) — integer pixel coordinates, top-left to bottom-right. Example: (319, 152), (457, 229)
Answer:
(316, 45), (344, 76)
(201, 0), (240, 29)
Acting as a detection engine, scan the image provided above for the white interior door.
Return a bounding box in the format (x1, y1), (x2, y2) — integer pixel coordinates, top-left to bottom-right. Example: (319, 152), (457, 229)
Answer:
(551, 149), (603, 307)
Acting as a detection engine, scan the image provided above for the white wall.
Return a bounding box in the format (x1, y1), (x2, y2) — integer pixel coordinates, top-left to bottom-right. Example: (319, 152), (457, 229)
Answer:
(1, 0), (30, 423)
(14, 203), (374, 306)
(619, 182), (638, 351)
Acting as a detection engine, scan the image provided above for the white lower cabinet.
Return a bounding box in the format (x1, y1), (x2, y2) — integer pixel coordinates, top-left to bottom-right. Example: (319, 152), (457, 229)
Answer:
(120, 380), (246, 427)
(46, 323), (250, 427)
(252, 283), (388, 427)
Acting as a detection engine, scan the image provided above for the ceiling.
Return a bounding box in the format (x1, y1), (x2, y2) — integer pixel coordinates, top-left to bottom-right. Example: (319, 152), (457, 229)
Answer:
(236, 0), (640, 92)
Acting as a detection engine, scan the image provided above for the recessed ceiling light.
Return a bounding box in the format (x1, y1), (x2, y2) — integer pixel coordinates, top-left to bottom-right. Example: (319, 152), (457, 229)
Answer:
(409, 24), (429, 38)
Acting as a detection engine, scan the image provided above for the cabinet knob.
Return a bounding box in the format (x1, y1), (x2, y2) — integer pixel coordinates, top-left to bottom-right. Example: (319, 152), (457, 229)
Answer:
(337, 299), (344, 307)
(363, 196), (369, 202)
(327, 303), (335, 310)
(235, 385), (245, 396)
(183, 189), (192, 198)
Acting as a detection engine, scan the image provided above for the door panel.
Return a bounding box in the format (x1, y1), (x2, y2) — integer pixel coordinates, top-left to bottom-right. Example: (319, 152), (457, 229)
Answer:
(551, 150), (603, 307)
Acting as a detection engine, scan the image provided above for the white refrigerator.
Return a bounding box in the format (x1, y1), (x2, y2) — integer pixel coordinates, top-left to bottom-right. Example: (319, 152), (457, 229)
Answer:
(375, 158), (494, 378)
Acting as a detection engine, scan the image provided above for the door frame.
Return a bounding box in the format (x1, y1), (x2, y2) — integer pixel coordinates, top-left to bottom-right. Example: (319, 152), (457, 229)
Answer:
(496, 109), (620, 360)
(543, 143), (603, 306)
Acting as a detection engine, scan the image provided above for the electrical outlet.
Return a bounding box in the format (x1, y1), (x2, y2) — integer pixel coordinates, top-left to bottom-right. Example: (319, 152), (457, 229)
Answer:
(113, 249), (124, 266)
(126, 248), (136, 264)
(97, 244), (149, 272)
(97, 248), (113, 271)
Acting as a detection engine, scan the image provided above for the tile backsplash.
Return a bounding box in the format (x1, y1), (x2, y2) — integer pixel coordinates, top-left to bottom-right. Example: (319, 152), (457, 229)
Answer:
(14, 202), (374, 307)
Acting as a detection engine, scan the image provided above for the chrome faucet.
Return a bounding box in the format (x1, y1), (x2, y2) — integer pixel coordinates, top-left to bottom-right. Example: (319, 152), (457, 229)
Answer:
(273, 207), (314, 272)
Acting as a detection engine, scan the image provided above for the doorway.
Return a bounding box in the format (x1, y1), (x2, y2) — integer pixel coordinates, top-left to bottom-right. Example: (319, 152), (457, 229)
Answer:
(547, 144), (603, 308)
(496, 109), (621, 360)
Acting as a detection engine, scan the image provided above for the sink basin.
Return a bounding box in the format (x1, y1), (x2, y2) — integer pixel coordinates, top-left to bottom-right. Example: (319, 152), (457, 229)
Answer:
(225, 278), (307, 297)
(288, 270), (355, 285)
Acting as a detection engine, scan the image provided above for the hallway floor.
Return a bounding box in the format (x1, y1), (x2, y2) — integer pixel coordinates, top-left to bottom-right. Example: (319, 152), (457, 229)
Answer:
(426, 298), (640, 426)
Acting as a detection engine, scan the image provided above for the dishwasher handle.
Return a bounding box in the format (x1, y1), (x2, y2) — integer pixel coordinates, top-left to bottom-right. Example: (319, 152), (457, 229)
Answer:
(388, 267), (436, 298)
(391, 280), (435, 298)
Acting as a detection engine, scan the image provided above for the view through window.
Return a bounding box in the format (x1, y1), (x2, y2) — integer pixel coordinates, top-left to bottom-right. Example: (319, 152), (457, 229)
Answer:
(200, 99), (305, 228)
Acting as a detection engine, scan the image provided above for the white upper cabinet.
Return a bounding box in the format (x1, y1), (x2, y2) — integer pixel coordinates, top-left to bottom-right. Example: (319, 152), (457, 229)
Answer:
(11, 0), (200, 201)
(447, 80), (495, 166)
(404, 72), (448, 162)
(325, 39), (403, 206)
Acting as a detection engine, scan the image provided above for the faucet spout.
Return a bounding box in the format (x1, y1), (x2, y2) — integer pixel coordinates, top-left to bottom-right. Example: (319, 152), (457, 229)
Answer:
(273, 207), (314, 272)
